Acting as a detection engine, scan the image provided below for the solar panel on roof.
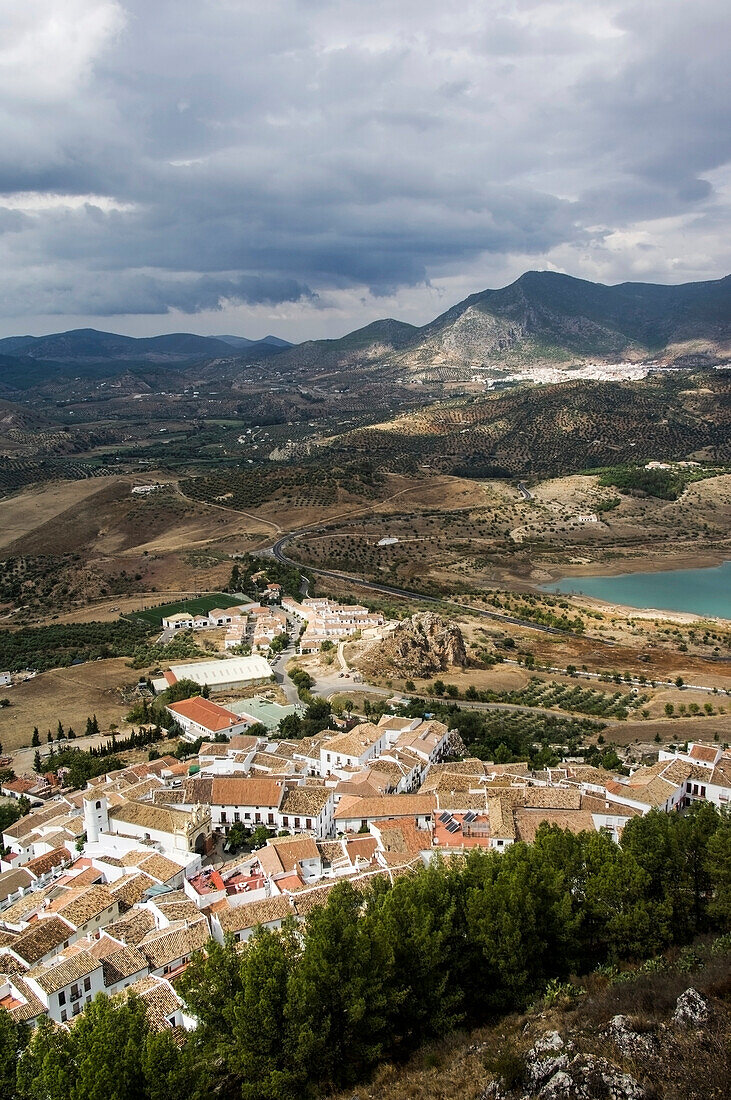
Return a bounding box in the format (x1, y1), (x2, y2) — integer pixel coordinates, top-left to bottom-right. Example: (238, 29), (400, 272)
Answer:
(439, 812), (453, 824)
(463, 811), (476, 823)
(446, 821), (461, 834)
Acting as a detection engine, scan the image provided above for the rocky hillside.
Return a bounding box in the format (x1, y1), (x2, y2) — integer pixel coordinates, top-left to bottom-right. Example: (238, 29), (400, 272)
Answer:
(359, 612), (467, 678)
(334, 947), (731, 1100)
(394, 271), (731, 372)
(261, 272), (731, 382)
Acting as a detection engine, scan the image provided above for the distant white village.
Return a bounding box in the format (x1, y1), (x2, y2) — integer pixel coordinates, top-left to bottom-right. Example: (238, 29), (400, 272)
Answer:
(161, 592), (386, 656)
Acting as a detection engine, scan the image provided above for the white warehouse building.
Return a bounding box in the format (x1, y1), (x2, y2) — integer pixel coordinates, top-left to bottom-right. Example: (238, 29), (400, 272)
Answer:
(151, 656), (273, 695)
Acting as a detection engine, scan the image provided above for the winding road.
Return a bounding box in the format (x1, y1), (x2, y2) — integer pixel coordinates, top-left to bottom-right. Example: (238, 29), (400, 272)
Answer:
(263, 529), (612, 645)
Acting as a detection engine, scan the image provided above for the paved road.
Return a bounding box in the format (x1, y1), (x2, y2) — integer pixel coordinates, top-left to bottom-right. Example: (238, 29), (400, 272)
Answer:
(266, 530), (612, 645)
(311, 672), (623, 723)
(517, 481), (533, 501)
(270, 642), (302, 705)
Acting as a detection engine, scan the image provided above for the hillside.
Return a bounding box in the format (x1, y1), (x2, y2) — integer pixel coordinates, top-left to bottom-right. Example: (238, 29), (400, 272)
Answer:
(0, 328), (290, 369)
(325, 371), (731, 478)
(0, 274), (727, 391)
(397, 271), (731, 373)
(254, 272), (731, 383)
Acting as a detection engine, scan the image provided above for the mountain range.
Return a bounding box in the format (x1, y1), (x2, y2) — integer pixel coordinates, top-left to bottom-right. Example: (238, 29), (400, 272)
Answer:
(271, 271), (731, 380)
(0, 272), (728, 386)
(0, 329), (291, 365)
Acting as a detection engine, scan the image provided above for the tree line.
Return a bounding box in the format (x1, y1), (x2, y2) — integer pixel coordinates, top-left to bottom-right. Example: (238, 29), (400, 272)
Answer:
(1, 805), (728, 1100)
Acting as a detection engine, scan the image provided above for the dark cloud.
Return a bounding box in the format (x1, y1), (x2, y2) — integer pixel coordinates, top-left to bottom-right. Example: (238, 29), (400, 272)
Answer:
(0, 0), (727, 334)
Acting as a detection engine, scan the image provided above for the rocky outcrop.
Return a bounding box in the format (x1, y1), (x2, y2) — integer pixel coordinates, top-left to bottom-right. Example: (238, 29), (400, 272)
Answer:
(672, 988), (711, 1029)
(359, 612), (467, 678)
(481, 987), (724, 1100)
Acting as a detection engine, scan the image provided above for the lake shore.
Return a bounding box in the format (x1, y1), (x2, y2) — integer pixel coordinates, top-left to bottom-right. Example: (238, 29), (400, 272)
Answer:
(536, 558), (731, 624)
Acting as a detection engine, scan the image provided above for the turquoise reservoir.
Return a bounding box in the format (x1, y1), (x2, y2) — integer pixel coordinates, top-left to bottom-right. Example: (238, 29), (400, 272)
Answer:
(540, 561), (731, 620)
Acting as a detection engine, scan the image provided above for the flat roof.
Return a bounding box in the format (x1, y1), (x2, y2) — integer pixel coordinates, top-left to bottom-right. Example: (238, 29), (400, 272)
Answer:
(228, 695), (304, 729)
(166, 656), (272, 686)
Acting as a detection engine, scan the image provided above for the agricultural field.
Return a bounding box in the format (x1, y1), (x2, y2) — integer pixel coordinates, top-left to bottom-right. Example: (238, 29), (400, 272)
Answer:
(0, 658), (141, 753)
(128, 592), (244, 627)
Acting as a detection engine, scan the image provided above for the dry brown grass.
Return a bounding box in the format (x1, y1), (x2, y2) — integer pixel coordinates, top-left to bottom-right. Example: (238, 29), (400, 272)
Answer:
(0, 658), (137, 752)
(329, 950), (731, 1100)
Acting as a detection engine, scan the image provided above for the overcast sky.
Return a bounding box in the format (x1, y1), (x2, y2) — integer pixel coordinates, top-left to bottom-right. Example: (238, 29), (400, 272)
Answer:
(0, 0), (728, 341)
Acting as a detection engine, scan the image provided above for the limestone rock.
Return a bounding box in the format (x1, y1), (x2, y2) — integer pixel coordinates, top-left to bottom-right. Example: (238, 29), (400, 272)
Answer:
(360, 612), (467, 678)
(607, 1015), (661, 1061)
(536, 1054), (645, 1100)
(672, 988), (711, 1029)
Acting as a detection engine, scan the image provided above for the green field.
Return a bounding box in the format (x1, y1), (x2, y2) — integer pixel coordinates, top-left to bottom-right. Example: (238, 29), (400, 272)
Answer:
(128, 592), (245, 627)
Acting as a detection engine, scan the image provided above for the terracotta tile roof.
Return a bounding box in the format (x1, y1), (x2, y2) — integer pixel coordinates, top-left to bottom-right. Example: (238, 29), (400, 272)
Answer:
(0, 973), (45, 1022)
(109, 873), (156, 909)
(182, 777), (214, 804)
(580, 793), (642, 817)
(249, 752), (297, 774)
(104, 908), (156, 946)
(109, 800), (198, 835)
(711, 759), (731, 787)
(487, 798), (516, 840)
(152, 789), (185, 805)
(0, 867), (35, 902)
(98, 944), (148, 986)
(280, 786), (332, 816)
(343, 836), (379, 863)
(334, 793), (435, 821)
(2, 803), (73, 840)
(657, 759), (692, 784)
(565, 765), (610, 785)
(27, 949), (100, 994)
(119, 849), (155, 866)
(688, 744), (719, 764)
(0, 887), (53, 925)
(227, 735), (261, 752)
(12, 916), (74, 964)
(514, 808), (595, 843)
(260, 835), (320, 874)
(120, 975), (183, 1031)
(137, 854), (184, 884)
(317, 841), (345, 864)
(374, 818), (429, 856)
(140, 918), (209, 969)
(524, 787), (582, 810)
(198, 743), (230, 758)
(168, 696), (245, 733)
(323, 723), (384, 759)
(52, 885), (117, 926)
(153, 898), (202, 923)
(24, 847), (73, 877)
(210, 776), (285, 808)
(0, 951), (25, 973)
(215, 894), (292, 932)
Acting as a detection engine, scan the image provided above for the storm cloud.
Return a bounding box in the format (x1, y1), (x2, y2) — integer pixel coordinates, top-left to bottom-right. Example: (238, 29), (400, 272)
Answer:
(0, 0), (728, 338)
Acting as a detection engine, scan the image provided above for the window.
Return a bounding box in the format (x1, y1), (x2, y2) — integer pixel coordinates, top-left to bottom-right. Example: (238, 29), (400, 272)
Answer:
(70, 984), (80, 1002)
(60, 1009), (67, 1023)
(306, 818), (312, 829)
(234, 812), (240, 823)
(268, 813), (274, 825)
(58, 991), (66, 1006)
(294, 817), (300, 828)
(83, 976), (91, 992)
(72, 1002), (81, 1017)
(95, 801), (101, 809)
(221, 811), (227, 823)
(701, 786), (706, 797)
